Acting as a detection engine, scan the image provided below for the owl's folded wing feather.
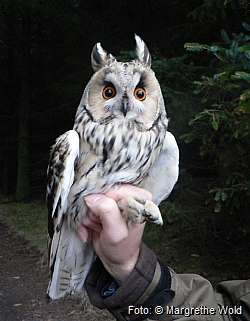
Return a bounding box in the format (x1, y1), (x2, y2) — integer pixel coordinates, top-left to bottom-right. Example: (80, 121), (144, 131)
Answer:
(140, 131), (179, 205)
(47, 130), (79, 237)
(46, 130), (79, 299)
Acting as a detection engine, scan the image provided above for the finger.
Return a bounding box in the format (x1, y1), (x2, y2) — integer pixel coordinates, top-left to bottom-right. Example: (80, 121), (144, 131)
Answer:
(105, 184), (152, 202)
(81, 213), (103, 232)
(88, 210), (102, 224)
(76, 224), (89, 242)
(85, 194), (129, 243)
(76, 212), (102, 242)
(85, 194), (125, 226)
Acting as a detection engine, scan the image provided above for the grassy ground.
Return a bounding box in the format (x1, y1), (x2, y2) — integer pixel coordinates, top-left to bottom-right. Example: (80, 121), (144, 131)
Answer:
(0, 199), (47, 254)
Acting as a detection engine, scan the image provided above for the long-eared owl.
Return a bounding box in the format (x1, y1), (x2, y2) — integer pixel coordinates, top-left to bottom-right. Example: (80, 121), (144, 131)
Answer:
(47, 35), (179, 300)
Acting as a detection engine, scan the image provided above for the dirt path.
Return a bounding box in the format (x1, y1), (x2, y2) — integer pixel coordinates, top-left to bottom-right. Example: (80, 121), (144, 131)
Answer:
(0, 222), (112, 321)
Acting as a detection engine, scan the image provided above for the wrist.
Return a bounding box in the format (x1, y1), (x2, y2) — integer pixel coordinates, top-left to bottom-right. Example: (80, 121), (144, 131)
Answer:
(85, 243), (159, 310)
(103, 248), (140, 285)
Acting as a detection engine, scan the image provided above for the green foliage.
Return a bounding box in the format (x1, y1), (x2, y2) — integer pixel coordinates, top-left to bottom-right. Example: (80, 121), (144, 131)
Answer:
(182, 23), (250, 236)
(188, 0), (250, 22)
(152, 55), (202, 134)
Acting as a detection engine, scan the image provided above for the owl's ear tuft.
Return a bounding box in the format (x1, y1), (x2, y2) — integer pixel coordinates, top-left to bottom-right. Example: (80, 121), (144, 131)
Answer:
(91, 43), (116, 71)
(135, 34), (151, 67)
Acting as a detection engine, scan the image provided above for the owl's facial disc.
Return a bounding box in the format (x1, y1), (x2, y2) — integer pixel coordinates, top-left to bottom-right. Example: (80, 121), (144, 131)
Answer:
(86, 61), (162, 127)
(100, 68), (149, 118)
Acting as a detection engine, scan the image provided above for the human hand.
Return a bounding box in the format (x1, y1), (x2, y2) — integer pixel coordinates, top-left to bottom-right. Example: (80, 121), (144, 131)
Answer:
(76, 185), (152, 284)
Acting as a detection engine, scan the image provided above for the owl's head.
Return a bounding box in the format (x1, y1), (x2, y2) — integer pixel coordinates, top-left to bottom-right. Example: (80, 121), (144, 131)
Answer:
(80, 35), (166, 129)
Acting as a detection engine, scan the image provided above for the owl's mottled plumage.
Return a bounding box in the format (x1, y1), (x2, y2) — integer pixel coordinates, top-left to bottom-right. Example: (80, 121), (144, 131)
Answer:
(47, 35), (179, 300)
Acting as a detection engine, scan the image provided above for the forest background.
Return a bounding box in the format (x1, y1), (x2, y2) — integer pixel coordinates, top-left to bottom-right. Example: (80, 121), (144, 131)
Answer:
(1, 0), (250, 281)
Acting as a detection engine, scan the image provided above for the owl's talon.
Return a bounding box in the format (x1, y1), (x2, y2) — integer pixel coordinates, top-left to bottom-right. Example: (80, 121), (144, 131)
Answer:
(118, 195), (163, 226)
(144, 212), (163, 225)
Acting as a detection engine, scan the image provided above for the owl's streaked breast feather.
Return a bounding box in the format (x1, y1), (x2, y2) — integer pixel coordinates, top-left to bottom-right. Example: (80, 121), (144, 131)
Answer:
(73, 114), (168, 191)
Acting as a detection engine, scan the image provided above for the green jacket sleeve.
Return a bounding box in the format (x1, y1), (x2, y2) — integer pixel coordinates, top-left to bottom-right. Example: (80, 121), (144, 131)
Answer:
(85, 242), (249, 321)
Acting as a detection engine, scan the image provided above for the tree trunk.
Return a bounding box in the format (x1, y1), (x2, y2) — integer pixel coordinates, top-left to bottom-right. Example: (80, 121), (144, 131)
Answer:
(15, 9), (31, 201)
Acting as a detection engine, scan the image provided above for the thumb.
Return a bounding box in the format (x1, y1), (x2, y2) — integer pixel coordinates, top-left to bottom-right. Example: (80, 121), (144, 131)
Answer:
(85, 193), (127, 232)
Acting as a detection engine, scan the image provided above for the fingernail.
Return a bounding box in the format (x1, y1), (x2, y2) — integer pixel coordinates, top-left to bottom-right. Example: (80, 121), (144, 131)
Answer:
(85, 194), (103, 205)
(76, 227), (88, 242)
(113, 183), (121, 191)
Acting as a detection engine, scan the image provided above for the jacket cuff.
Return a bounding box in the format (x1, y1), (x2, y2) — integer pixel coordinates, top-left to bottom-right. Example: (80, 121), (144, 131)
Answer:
(85, 242), (159, 310)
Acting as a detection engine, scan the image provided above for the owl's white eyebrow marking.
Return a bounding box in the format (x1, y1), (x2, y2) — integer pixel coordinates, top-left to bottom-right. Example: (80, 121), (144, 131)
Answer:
(133, 72), (141, 88)
(104, 72), (117, 85)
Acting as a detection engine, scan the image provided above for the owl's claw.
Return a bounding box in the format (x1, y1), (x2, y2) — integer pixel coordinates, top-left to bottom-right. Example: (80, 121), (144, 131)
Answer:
(118, 195), (163, 226)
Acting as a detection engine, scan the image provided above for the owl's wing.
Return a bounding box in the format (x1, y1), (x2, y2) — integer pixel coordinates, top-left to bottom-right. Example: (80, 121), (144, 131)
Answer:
(47, 130), (80, 299)
(140, 131), (179, 205)
(47, 130), (79, 240)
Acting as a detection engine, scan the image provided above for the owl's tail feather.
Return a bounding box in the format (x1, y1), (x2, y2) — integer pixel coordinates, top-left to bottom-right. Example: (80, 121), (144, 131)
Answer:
(47, 223), (96, 300)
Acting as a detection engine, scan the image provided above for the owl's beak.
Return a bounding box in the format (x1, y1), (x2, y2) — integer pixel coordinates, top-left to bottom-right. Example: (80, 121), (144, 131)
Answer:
(122, 101), (128, 116)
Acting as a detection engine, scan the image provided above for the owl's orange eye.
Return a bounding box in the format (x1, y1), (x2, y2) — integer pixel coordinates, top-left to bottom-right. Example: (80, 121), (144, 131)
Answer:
(134, 87), (146, 101)
(102, 86), (116, 99)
